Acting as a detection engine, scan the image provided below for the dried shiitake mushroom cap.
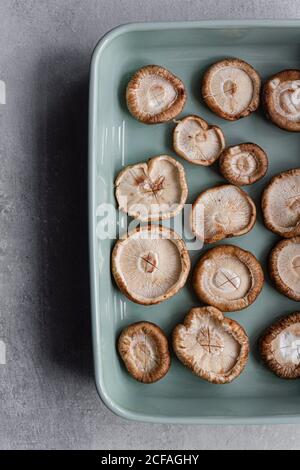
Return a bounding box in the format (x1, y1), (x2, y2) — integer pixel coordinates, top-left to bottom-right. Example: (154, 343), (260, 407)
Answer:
(115, 155), (188, 222)
(173, 306), (249, 384)
(112, 225), (190, 305)
(219, 143), (268, 186)
(262, 169), (300, 238)
(191, 184), (256, 244)
(193, 245), (264, 312)
(202, 58), (261, 121)
(118, 321), (171, 383)
(263, 70), (300, 132)
(260, 313), (300, 379)
(269, 237), (300, 301)
(173, 115), (225, 166)
(126, 65), (186, 124)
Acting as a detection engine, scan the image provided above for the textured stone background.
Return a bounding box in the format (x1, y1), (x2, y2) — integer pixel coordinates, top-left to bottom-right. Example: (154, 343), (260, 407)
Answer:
(0, 0), (300, 450)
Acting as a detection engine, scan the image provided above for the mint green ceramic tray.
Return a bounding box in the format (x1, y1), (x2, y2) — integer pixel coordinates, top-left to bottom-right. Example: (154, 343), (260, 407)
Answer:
(89, 21), (300, 423)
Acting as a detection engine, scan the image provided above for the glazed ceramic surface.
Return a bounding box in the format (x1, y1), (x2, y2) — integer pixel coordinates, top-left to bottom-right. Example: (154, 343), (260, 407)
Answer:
(89, 21), (300, 423)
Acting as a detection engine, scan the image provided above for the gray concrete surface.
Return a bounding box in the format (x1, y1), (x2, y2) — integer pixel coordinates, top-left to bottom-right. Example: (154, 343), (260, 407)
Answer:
(0, 0), (300, 450)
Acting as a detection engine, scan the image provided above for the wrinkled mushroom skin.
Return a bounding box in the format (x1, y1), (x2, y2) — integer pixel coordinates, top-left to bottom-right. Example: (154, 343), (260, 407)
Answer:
(173, 115), (225, 166)
(191, 184), (257, 244)
(202, 58), (261, 121)
(260, 313), (300, 379)
(263, 70), (300, 132)
(219, 143), (268, 186)
(115, 155), (188, 222)
(118, 322), (171, 383)
(112, 225), (191, 306)
(269, 237), (300, 301)
(172, 306), (249, 384)
(262, 169), (300, 238)
(193, 245), (264, 312)
(126, 65), (186, 124)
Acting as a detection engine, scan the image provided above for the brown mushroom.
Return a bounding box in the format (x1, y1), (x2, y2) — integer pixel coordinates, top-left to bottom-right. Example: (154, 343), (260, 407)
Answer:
(269, 237), (300, 301)
(172, 306), (249, 384)
(115, 155), (188, 222)
(263, 69), (300, 132)
(193, 245), (264, 312)
(118, 321), (171, 383)
(191, 184), (256, 244)
(202, 58), (261, 121)
(219, 143), (268, 186)
(262, 169), (300, 238)
(260, 313), (300, 379)
(126, 65), (186, 124)
(173, 115), (225, 166)
(112, 225), (190, 305)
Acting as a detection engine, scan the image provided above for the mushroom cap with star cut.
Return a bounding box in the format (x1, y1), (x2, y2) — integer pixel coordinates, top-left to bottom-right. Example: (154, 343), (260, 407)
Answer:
(202, 58), (261, 121)
(172, 306), (249, 384)
(115, 155), (188, 222)
(118, 321), (171, 384)
(263, 69), (300, 132)
(193, 245), (264, 312)
(260, 313), (300, 379)
(126, 65), (186, 124)
(111, 225), (191, 306)
(173, 115), (225, 166)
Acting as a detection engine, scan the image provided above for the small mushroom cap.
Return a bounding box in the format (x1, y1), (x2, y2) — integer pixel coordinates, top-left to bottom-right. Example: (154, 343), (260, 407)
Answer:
(193, 245), (264, 312)
(202, 58), (261, 121)
(262, 168), (300, 238)
(260, 313), (300, 379)
(118, 321), (171, 383)
(173, 306), (249, 384)
(263, 69), (300, 132)
(219, 143), (268, 186)
(115, 155), (188, 222)
(126, 65), (186, 124)
(173, 115), (225, 166)
(191, 184), (256, 244)
(112, 225), (191, 305)
(269, 237), (300, 301)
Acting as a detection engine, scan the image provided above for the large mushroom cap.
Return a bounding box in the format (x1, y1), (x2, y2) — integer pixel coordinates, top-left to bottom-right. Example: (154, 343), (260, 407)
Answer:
(269, 237), (300, 301)
(112, 225), (190, 305)
(126, 65), (186, 124)
(219, 143), (268, 186)
(262, 169), (300, 238)
(191, 184), (256, 244)
(173, 306), (249, 384)
(260, 313), (300, 379)
(118, 321), (171, 383)
(173, 115), (225, 166)
(263, 69), (300, 132)
(202, 58), (261, 121)
(193, 245), (264, 312)
(115, 155), (188, 222)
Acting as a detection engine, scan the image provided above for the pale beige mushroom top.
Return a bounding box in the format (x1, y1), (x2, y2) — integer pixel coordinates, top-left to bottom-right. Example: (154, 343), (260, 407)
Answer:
(112, 225), (190, 305)
(173, 306), (249, 384)
(126, 65), (186, 124)
(173, 115), (225, 166)
(262, 169), (300, 238)
(192, 184), (256, 244)
(115, 155), (188, 222)
(260, 313), (300, 379)
(202, 58), (261, 120)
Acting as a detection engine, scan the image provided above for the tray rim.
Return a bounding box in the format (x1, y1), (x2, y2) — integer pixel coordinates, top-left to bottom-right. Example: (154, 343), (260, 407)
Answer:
(89, 19), (300, 424)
